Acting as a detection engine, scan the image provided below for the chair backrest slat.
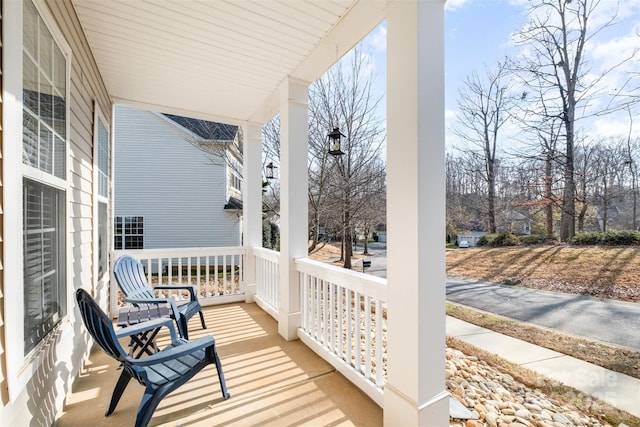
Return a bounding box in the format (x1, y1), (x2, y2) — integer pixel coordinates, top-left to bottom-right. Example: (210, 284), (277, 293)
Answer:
(114, 255), (156, 300)
(76, 289), (129, 362)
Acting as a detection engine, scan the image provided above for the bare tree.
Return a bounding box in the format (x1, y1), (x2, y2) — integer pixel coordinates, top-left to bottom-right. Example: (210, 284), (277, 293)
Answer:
(452, 59), (514, 233)
(309, 47), (385, 269)
(513, 0), (637, 240)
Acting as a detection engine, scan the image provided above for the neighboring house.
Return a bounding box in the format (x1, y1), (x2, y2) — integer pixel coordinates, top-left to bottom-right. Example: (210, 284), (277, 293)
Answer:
(114, 106), (242, 250)
(499, 210), (532, 235)
(456, 231), (487, 247)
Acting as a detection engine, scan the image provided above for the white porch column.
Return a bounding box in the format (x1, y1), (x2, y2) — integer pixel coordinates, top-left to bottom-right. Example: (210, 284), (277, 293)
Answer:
(385, 1), (449, 425)
(242, 122), (263, 303)
(278, 78), (309, 340)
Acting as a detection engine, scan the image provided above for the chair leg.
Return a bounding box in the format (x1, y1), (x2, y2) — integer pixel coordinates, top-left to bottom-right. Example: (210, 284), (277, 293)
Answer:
(106, 369), (133, 416)
(211, 345), (231, 399)
(179, 316), (189, 340)
(199, 310), (207, 329)
(135, 387), (168, 427)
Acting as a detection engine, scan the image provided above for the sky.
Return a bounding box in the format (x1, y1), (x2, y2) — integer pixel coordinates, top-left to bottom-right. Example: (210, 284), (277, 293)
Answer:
(351, 0), (640, 150)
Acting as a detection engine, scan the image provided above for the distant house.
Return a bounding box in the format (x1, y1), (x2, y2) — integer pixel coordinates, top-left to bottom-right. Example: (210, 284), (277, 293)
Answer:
(500, 210), (532, 235)
(114, 106), (242, 250)
(456, 231), (487, 247)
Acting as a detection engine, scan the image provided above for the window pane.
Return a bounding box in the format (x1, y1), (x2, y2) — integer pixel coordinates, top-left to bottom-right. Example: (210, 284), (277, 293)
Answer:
(54, 135), (65, 179)
(23, 111), (38, 167)
(23, 53), (39, 113)
(23, 0), (66, 177)
(38, 20), (53, 83)
(98, 202), (108, 278)
(23, 179), (66, 355)
(97, 119), (109, 197)
(23, 0), (38, 59)
(39, 126), (53, 174)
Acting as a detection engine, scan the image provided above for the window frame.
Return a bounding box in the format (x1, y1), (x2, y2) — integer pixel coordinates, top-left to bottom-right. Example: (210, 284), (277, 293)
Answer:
(93, 103), (110, 289)
(3, 0), (72, 400)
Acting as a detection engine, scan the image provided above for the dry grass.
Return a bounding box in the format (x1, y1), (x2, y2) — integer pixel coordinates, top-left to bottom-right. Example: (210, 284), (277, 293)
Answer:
(446, 245), (640, 302)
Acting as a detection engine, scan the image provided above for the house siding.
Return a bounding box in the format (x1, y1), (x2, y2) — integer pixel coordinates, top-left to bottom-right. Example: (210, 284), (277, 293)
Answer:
(114, 106), (241, 249)
(0, 0), (111, 425)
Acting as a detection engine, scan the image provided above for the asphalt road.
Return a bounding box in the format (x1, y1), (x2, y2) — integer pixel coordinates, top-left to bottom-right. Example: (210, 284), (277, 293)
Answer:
(446, 277), (640, 351)
(349, 243), (640, 351)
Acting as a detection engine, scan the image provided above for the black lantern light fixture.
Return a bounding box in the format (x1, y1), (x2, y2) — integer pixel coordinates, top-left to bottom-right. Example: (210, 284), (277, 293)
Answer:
(327, 127), (346, 156)
(265, 161), (277, 179)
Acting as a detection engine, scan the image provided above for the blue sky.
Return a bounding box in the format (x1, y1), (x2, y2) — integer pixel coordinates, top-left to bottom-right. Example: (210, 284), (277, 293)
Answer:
(351, 0), (640, 148)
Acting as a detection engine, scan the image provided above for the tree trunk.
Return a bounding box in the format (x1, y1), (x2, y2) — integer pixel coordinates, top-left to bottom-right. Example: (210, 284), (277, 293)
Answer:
(544, 155), (554, 236)
(343, 197), (352, 269)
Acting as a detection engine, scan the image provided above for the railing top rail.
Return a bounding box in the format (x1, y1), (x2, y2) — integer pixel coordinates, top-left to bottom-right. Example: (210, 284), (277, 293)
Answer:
(251, 247), (280, 262)
(111, 246), (247, 258)
(295, 257), (387, 301)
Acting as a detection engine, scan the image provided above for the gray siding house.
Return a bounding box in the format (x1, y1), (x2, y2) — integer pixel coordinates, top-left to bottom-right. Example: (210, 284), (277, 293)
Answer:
(114, 106), (242, 250)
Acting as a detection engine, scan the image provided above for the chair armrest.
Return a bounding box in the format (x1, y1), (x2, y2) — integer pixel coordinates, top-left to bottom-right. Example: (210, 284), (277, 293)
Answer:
(133, 336), (215, 366)
(123, 297), (181, 324)
(115, 318), (181, 343)
(153, 285), (197, 301)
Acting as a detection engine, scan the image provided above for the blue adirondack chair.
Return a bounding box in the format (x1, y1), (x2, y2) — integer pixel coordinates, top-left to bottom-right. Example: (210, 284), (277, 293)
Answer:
(114, 254), (206, 339)
(75, 288), (230, 427)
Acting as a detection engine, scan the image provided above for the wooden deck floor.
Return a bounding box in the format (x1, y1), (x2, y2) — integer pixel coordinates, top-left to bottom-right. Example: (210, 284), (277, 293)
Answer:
(56, 302), (382, 427)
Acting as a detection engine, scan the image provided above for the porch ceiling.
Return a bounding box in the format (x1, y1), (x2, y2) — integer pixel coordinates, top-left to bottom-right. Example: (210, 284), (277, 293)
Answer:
(71, 0), (386, 125)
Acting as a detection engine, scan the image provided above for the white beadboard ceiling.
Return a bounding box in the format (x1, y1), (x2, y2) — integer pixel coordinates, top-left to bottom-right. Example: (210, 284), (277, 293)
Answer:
(71, 0), (387, 125)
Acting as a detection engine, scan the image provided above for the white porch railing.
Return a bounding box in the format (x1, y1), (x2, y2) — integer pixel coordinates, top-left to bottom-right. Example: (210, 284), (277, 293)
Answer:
(253, 247), (280, 318)
(296, 257), (387, 407)
(111, 246), (387, 406)
(110, 247), (246, 315)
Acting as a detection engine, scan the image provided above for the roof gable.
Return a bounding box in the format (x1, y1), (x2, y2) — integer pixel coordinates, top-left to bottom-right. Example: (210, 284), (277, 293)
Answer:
(163, 114), (238, 141)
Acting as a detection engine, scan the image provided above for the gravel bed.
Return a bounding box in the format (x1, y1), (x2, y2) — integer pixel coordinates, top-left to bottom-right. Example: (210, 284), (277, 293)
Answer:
(447, 348), (613, 427)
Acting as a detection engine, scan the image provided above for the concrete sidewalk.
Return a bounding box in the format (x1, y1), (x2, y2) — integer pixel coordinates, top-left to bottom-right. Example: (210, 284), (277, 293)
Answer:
(447, 316), (640, 419)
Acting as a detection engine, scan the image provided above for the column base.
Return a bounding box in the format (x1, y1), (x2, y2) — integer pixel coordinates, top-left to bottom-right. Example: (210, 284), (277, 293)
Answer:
(384, 385), (449, 426)
(244, 283), (256, 303)
(277, 310), (300, 341)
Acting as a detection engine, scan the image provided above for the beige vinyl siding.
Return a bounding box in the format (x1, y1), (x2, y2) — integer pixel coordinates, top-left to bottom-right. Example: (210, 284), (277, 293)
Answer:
(115, 106), (241, 249)
(0, 0), (111, 424)
(45, 0), (111, 308)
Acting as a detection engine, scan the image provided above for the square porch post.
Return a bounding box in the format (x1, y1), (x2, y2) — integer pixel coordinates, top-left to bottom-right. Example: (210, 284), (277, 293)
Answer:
(278, 78), (309, 340)
(242, 122), (263, 302)
(384, 0), (449, 425)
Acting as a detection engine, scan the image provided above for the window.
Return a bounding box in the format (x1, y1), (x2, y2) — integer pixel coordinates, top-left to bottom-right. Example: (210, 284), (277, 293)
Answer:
(230, 157), (242, 192)
(114, 216), (144, 250)
(22, 0), (68, 355)
(95, 111), (109, 278)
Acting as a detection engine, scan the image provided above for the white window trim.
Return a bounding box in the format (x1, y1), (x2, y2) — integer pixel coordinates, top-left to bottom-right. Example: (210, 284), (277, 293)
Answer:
(3, 0), (72, 401)
(93, 102), (110, 291)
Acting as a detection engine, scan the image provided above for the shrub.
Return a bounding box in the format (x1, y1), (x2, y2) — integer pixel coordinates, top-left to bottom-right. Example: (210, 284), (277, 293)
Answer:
(476, 235), (490, 247)
(602, 230), (640, 245)
(570, 230), (640, 246)
(569, 232), (602, 245)
(492, 232), (520, 247)
(520, 234), (548, 245)
(477, 232), (520, 247)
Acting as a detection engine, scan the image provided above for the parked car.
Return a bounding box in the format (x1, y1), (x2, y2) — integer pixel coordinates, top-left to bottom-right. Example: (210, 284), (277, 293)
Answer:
(458, 240), (470, 248)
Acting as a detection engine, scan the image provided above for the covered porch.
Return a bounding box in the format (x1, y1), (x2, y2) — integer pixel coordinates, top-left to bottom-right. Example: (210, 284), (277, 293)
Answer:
(0, 0), (447, 425)
(57, 302), (382, 426)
